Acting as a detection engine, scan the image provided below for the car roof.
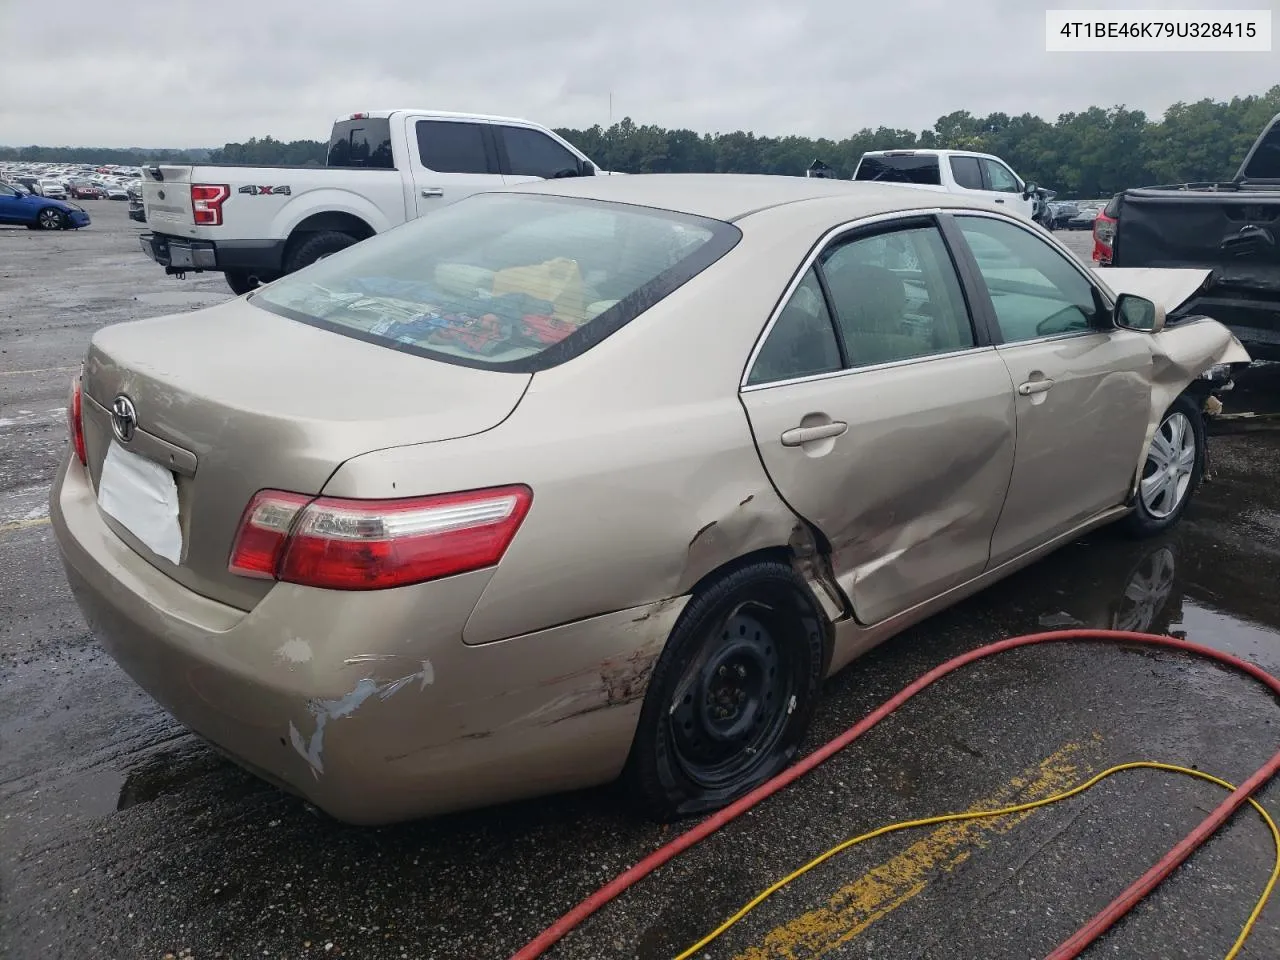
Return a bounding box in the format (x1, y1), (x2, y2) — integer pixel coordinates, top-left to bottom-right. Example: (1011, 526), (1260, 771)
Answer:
(345, 109), (547, 125)
(861, 148), (1005, 162)
(502, 173), (994, 223)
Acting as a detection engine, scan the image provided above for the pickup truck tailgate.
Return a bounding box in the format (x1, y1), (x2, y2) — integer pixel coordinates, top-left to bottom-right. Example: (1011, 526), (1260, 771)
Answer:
(141, 165), (195, 234)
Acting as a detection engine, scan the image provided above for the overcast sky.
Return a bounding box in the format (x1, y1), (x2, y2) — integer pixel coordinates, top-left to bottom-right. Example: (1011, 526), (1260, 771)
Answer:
(1, 0), (1275, 147)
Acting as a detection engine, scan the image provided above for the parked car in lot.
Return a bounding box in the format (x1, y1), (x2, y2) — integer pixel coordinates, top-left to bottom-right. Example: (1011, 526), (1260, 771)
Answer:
(104, 183), (129, 200)
(0, 182), (91, 229)
(126, 181), (145, 222)
(1107, 112), (1280, 359)
(1067, 206), (1100, 230)
(139, 109), (607, 295)
(53, 175), (1248, 825)
(853, 148), (1040, 220)
(69, 180), (104, 200)
(37, 179), (68, 199)
(1049, 201), (1079, 229)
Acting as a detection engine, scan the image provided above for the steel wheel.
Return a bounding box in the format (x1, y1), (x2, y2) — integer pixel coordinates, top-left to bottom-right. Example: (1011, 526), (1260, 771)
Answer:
(38, 208), (65, 230)
(1140, 411), (1196, 519)
(668, 605), (795, 791)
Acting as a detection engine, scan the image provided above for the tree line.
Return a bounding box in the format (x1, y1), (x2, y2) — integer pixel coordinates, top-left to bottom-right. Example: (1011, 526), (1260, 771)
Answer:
(5, 86), (1277, 199)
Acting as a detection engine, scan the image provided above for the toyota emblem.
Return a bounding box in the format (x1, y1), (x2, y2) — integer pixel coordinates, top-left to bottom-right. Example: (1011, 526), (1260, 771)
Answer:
(110, 395), (137, 443)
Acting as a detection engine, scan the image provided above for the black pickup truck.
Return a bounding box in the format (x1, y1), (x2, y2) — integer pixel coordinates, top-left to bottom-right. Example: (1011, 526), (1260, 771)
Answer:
(1108, 113), (1280, 359)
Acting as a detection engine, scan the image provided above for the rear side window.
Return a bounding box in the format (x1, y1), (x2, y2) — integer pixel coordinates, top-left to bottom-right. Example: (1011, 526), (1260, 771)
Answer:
(416, 121), (493, 174)
(949, 156), (983, 190)
(499, 126), (582, 179)
(327, 118), (395, 169)
(854, 155), (942, 185)
(1103, 195), (1121, 217)
(251, 194), (739, 373)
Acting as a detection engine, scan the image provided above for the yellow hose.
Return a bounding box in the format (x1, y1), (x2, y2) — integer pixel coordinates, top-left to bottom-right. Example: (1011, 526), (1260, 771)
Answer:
(674, 761), (1280, 960)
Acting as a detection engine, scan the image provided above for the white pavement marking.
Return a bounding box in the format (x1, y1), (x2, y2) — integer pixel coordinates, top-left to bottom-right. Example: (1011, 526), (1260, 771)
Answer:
(0, 483), (51, 530)
(0, 403), (67, 430)
(0, 365), (77, 378)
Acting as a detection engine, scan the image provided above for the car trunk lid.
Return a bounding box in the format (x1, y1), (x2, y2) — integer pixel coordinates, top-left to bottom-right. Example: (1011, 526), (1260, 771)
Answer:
(80, 297), (530, 610)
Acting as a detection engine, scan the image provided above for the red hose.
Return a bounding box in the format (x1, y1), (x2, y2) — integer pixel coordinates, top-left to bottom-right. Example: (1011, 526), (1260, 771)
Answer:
(509, 630), (1280, 960)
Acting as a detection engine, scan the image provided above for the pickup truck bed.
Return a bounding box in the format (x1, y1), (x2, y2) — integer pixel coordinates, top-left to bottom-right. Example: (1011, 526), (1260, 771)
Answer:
(1108, 114), (1280, 360)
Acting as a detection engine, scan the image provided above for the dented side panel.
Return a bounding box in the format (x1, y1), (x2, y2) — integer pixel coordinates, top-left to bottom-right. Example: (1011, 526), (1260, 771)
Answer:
(740, 348), (1017, 626)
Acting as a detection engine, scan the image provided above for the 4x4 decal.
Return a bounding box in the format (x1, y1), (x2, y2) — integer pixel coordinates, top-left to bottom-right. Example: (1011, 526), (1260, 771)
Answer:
(237, 185), (292, 196)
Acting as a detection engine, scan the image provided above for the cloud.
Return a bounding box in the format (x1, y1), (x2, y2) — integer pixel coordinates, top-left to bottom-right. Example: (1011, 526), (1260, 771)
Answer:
(0, 0), (1274, 147)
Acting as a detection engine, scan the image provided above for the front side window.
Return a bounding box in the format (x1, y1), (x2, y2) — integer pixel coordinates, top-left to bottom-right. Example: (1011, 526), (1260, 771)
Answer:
(746, 269), (841, 385)
(949, 156), (984, 191)
(416, 120), (492, 174)
(820, 225), (975, 367)
(956, 215), (1105, 343)
(252, 193), (737, 372)
(499, 126), (581, 179)
(981, 159), (1020, 193)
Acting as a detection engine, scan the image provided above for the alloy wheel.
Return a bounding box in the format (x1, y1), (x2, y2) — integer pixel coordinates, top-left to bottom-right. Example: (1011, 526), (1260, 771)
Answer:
(1140, 412), (1197, 519)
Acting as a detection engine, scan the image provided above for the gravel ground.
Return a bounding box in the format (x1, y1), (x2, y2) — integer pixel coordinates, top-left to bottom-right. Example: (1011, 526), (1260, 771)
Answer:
(2, 204), (1279, 960)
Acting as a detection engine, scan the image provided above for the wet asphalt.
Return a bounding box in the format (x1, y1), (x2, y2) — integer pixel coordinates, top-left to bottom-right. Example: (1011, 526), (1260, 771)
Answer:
(2, 206), (1280, 960)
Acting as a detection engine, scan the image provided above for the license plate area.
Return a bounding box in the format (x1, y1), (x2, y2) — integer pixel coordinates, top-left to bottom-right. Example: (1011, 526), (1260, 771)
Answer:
(97, 441), (183, 565)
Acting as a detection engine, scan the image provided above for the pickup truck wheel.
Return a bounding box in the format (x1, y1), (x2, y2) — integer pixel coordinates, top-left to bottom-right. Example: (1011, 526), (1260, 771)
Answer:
(284, 231), (358, 274)
(1123, 394), (1205, 538)
(224, 270), (260, 296)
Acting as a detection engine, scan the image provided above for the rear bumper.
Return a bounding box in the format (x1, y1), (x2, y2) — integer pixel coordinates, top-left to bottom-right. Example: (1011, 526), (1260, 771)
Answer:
(139, 232), (285, 277)
(50, 454), (681, 824)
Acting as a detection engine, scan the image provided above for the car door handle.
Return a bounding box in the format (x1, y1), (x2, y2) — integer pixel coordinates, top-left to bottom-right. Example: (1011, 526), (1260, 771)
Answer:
(994, 198), (1005, 203)
(781, 421), (848, 446)
(421, 188), (444, 198)
(1017, 379), (1055, 396)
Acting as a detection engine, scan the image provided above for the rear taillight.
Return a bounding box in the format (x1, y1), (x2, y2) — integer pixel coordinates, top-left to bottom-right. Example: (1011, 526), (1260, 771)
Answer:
(190, 183), (230, 225)
(228, 485), (533, 590)
(66, 375), (87, 466)
(1094, 214), (1116, 245)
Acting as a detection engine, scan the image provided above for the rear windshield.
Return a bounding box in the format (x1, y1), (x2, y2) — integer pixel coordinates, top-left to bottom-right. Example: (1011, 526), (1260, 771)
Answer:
(854, 154), (942, 185)
(251, 193), (740, 373)
(327, 118), (395, 169)
(1240, 118), (1280, 180)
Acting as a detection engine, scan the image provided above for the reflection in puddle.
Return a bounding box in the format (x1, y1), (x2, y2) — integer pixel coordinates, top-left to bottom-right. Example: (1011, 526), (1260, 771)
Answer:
(995, 532), (1280, 671)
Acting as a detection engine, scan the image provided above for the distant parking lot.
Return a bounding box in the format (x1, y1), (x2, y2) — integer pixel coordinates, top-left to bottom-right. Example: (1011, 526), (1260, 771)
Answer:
(3, 202), (1280, 959)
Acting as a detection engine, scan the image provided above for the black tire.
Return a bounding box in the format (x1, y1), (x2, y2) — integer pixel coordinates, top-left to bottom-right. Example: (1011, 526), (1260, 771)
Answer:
(1123, 393), (1206, 538)
(283, 231), (358, 274)
(623, 559), (826, 822)
(37, 207), (66, 230)
(224, 270), (260, 296)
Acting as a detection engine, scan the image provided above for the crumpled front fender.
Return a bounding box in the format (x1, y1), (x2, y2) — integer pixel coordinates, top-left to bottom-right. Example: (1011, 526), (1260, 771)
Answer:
(1132, 317), (1251, 497)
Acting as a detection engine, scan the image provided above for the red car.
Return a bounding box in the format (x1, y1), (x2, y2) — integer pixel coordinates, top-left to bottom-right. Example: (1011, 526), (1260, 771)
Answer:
(1092, 194), (1119, 265)
(68, 181), (103, 200)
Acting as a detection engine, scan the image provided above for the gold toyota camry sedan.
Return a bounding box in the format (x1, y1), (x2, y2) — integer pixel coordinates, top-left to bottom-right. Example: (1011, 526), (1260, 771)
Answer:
(51, 175), (1250, 824)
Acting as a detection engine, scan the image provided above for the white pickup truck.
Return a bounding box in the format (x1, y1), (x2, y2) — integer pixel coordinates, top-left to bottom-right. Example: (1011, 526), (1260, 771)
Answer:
(852, 149), (1041, 221)
(139, 110), (605, 294)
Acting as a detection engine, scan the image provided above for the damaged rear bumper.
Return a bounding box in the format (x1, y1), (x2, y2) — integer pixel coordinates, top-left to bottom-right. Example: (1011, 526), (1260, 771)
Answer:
(50, 455), (687, 825)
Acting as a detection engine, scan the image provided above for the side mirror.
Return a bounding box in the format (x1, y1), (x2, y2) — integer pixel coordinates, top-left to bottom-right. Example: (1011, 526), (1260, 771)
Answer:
(1022, 181), (1038, 200)
(580, 160), (597, 177)
(1114, 293), (1166, 333)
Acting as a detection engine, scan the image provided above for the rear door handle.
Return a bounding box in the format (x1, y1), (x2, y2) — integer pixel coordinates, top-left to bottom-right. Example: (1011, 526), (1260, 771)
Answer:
(994, 198), (1005, 204)
(421, 188), (444, 198)
(781, 421), (848, 446)
(1017, 379), (1055, 396)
